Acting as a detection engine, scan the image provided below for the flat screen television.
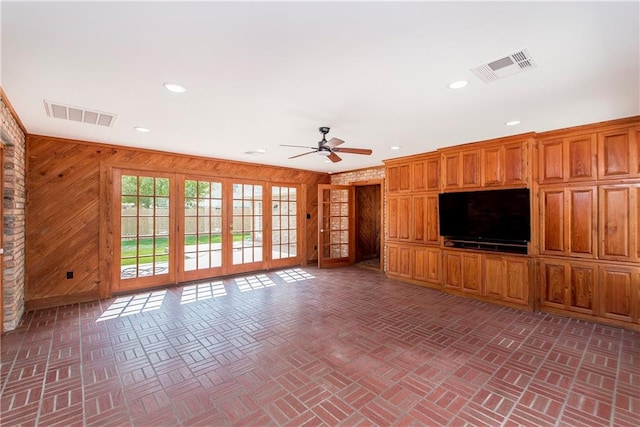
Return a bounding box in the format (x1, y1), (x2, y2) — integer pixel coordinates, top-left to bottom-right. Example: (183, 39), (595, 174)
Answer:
(438, 188), (530, 244)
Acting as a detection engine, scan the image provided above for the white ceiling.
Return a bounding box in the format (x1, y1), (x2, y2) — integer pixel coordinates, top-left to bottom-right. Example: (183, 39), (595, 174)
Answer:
(2, 1), (639, 173)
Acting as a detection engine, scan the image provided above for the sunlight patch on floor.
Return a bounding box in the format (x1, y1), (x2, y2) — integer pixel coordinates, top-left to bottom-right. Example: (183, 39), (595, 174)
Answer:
(97, 290), (167, 322)
(235, 274), (276, 292)
(275, 268), (315, 283)
(180, 281), (227, 304)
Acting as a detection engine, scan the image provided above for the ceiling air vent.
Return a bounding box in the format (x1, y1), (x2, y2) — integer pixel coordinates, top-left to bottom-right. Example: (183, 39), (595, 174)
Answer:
(470, 48), (537, 83)
(43, 100), (117, 127)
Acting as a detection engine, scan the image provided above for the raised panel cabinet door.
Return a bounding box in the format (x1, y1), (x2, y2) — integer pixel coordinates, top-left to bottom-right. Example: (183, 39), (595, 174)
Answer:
(398, 196), (411, 241)
(599, 265), (634, 323)
(425, 193), (440, 244)
(387, 165), (400, 193)
(387, 196), (399, 240)
(598, 128), (639, 179)
(412, 159), (427, 192)
(399, 163), (411, 192)
(443, 153), (461, 190)
(539, 139), (564, 184)
(426, 156), (441, 191)
(568, 263), (596, 315)
(503, 257), (529, 305)
(443, 251), (462, 289)
(461, 253), (483, 294)
(540, 260), (567, 309)
(504, 142), (527, 185)
(413, 246), (441, 283)
(461, 150), (481, 188)
(567, 186), (597, 258)
(426, 247), (441, 283)
(599, 185), (631, 261)
(566, 134), (597, 182)
(398, 245), (412, 278)
(412, 195), (427, 243)
(540, 188), (565, 255)
(483, 255), (504, 299)
(482, 146), (504, 186)
(387, 244), (399, 275)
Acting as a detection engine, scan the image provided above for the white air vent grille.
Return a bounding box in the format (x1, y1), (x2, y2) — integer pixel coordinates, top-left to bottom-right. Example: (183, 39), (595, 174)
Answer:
(471, 48), (537, 83)
(44, 100), (117, 127)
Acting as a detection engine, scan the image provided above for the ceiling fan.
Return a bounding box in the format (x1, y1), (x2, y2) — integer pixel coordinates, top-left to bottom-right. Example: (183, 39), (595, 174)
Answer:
(281, 127), (373, 163)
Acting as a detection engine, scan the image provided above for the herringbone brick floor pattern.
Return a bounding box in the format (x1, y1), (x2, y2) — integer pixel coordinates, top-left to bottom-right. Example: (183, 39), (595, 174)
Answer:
(1, 267), (638, 426)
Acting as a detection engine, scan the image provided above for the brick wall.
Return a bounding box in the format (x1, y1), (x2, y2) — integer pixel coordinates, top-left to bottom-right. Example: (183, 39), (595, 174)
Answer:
(329, 166), (385, 185)
(1, 95), (27, 332)
(330, 166), (387, 270)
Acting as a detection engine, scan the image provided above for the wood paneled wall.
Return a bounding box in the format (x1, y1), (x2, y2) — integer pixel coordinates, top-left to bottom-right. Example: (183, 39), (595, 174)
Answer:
(26, 135), (329, 309)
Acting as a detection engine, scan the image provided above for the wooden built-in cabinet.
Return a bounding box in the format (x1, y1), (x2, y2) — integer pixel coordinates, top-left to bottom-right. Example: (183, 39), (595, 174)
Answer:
(384, 117), (640, 330)
(539, 186), (597, 258)
(538, 134), (597, 184)
(444, 250), (530, 306)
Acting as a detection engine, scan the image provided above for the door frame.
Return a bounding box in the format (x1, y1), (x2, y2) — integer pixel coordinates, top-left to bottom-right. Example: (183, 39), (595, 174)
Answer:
(352, 179), (384, 270)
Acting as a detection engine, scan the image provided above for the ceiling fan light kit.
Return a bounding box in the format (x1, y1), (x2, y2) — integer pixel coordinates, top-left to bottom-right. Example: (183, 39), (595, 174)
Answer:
(281, 127), (373, 164)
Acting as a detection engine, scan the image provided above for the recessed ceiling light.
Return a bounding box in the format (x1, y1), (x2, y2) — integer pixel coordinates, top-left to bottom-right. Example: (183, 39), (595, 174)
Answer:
(324, 160), (332, 163)
(163, 82), (186, 93)
(134, 127), (150, 133)
(390, 146), (401, 150)
(448, 80), (468, 89)
(506, 120), (521, 126)
(256, 149), (267, 154)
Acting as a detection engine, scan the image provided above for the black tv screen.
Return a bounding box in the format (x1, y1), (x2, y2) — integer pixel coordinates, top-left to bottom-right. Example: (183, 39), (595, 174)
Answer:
(438, 188), (530, 243)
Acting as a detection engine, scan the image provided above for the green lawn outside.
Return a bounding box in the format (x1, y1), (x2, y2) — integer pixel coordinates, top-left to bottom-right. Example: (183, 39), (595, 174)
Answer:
(121, 233), (250, 266)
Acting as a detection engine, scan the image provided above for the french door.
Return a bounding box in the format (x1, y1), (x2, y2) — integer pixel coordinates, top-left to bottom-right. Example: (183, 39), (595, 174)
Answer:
(113, 169), (300, 293)
(318, 184), (355, 268)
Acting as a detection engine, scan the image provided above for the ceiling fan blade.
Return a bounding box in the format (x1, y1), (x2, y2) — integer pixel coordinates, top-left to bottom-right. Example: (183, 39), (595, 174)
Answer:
(288, 151), (316, 159)
(328, 152), (342, 163)
(332, 147), (372, 155)
(281, 144), (317, 149)
(325, 137), (344, 148)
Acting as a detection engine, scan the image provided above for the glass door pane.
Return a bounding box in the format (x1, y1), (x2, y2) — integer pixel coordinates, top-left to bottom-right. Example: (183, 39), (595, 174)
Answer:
(183, 179), (223, 275)
(318, 184), (354, 268)
(231, 183), (263, 267)
(118, 173), (172, 287)
(272, 185), (298, 260)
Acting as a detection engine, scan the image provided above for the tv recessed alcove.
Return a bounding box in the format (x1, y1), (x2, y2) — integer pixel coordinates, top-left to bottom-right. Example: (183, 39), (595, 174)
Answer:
(438, 188), (531, 254)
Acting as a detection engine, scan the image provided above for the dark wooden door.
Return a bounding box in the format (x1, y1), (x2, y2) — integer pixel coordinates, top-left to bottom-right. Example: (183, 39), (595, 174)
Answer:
(355, 184), (381, 262)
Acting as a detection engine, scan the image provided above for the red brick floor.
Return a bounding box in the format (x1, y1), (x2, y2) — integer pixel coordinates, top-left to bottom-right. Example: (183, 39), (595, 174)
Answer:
(1, 266), (639, 426)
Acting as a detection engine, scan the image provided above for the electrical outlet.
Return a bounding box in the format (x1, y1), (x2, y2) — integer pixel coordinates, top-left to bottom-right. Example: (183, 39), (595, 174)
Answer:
(66, 271), (73, 279)
(306, 213), (311, 219)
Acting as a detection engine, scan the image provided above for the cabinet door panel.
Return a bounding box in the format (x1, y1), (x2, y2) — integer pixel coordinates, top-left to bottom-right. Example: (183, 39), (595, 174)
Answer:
(540, 189), (565, 254)
(387, 244), (399, 274)
(600, 186), (631, 260)
(387, 197), (398, 240)
(412, 160), (426, 192)
(398, 196), (411, 241)
(443, 153), (460, 190)
(462, 150), (481, 187)
(569, 265), (596, 314)
(504, 142), (527, 185)
(398, 245), (411, 278)
(599, 266), (634, 322)
(443, 252), (462, 289)
(482, 146), (504, 186)
(426, 194), (439, 244)
(567, 187), (596, 258)
(504, 257), (529, 305)
(413, 246), (441, 284)
(426, 157), (440, 191)
(484, 256), (504, 299)
(399, 164), (411, 192)
(412, 195), (426, 243)
(387, 166), (400, 193)
(387, 244), (411, 278)
(539, 139), (564, 183)
(461, 253), (482, 294)
(598, 129), (638, 179)
(567, 134), (597, 181)
(540, 261), (566, 308)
